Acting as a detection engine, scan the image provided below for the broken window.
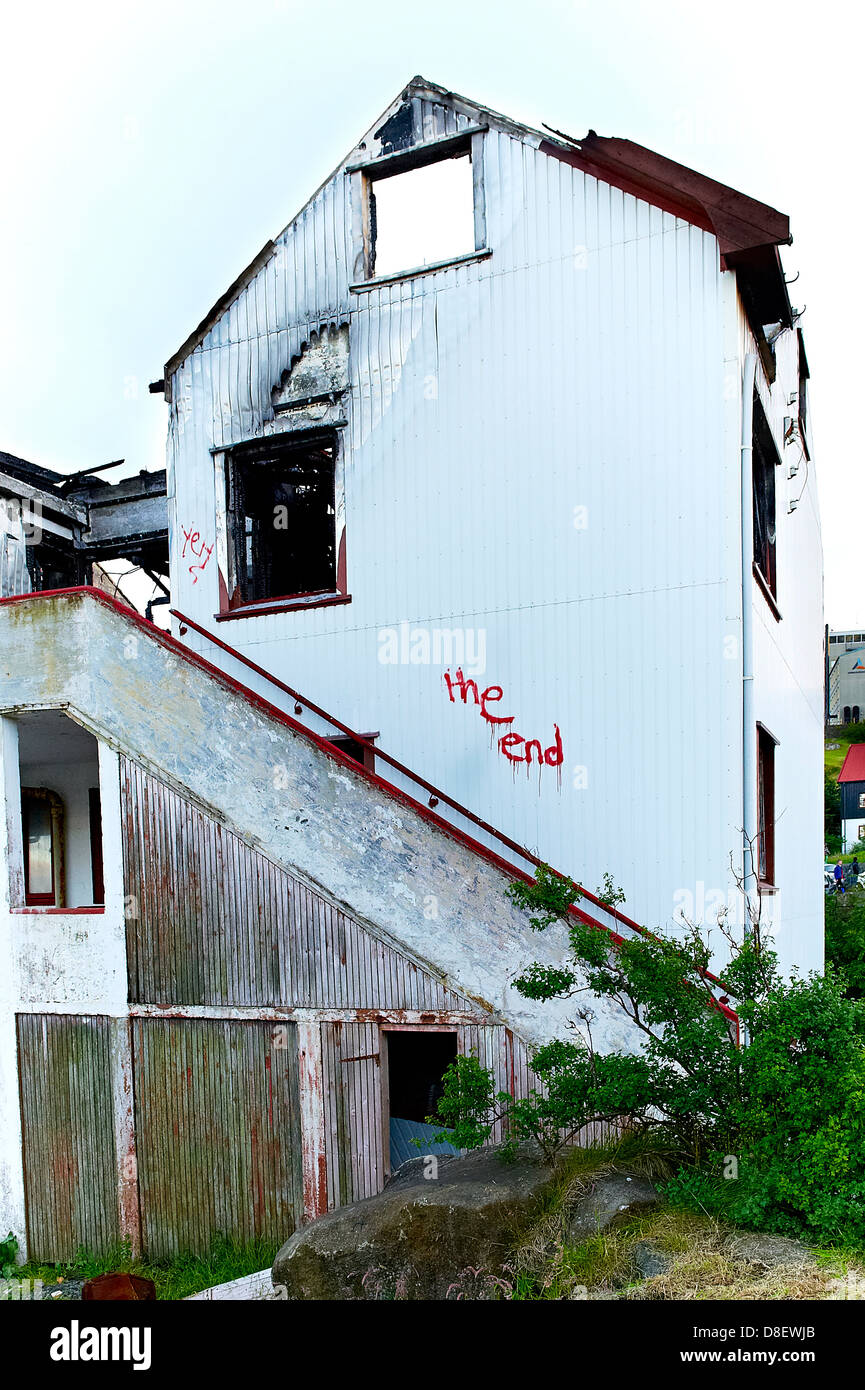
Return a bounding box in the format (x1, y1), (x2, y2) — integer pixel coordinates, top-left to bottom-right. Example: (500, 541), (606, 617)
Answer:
(752, 398), (778, 599)
(227, 435), (337, 606)
(368, 151), (476, 280)
(757, 725), (776, 887)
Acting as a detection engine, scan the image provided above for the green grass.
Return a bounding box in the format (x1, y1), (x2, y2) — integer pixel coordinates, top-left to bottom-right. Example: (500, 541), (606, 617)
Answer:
(15, 1233), (277, 1301)
(825, 735), (852, 781)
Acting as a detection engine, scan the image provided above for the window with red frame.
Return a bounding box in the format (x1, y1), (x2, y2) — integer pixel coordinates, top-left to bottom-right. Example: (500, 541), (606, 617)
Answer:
(757, 726), (777, 888)
(21, 788), (64, 906)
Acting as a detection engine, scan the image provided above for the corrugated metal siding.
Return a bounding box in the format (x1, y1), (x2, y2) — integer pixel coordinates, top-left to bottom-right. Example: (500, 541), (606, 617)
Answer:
(17, 1013), (119, 1262)
(320, 1020), (384, 1209)
(121, 756), (473, 1012)
(167, 113), (740, 950)
(132, 1017), (301, 1258)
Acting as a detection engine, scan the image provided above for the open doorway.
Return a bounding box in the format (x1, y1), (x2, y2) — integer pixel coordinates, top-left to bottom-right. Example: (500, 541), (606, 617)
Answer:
(384, 1028), (459, 1172)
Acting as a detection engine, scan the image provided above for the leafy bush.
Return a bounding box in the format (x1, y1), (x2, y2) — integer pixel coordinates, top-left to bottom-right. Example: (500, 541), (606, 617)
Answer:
(431, 865), (865, 1247)
(825, 768), (841, 843)
(0, 1232), (18, 1279)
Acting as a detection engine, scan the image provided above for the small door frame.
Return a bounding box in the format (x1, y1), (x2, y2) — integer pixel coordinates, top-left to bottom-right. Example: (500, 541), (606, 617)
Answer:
(379, 1023), (459, 1181)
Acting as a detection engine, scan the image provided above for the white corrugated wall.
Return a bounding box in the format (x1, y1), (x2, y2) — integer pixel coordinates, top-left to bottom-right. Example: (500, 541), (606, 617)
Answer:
(165, 112), (819, 969)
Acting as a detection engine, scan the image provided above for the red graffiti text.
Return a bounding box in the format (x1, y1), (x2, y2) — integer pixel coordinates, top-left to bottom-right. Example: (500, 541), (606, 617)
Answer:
(444, 668), (563, 768)
(181, 525), (214, 584)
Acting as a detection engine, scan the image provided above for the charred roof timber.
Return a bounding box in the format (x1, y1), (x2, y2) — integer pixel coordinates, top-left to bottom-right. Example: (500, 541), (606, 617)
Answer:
(0, 451), (168, 598)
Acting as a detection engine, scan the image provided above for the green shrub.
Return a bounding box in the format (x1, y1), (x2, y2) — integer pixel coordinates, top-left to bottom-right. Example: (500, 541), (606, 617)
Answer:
(825, 768), (841, 843)
(0, 1232), (18, 1279)
(432, 865), (865, 1248)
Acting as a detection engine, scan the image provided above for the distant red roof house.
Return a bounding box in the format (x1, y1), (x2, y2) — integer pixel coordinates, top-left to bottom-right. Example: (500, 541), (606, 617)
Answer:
(838, 745), (865, 783)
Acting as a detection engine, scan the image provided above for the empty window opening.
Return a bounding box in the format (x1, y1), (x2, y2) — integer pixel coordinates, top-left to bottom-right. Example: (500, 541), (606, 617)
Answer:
(326, 732), (378, 773)
(385, 1029), (459, 1171)
(227, 435), (337, 606)
(15, 711), (103, 909)
(752, 398), (778, 599)
(844, 707), (852, 725)
(369, 153), (475, 280)
(757, 725), (776, 888)
(854, 707), (862, 725)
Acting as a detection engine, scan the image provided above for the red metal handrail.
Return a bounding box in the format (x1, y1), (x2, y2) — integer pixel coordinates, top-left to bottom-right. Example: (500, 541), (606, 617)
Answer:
(169, 606), (647, 936)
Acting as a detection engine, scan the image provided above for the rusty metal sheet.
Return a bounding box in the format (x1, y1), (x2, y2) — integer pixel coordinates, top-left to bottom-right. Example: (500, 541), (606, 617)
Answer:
(320, 1020), (384, 1209)
(132, 1016), (301, 1258)
(16, 1013), (120, 1262)
(121, 757), (472, 1014)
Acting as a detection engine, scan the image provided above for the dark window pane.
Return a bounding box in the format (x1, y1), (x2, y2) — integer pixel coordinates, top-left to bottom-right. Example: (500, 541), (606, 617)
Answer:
(230, 438), (337, 603)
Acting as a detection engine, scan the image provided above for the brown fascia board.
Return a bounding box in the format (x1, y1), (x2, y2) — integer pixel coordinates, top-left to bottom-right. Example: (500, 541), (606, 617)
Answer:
(539, 131), (791, 262)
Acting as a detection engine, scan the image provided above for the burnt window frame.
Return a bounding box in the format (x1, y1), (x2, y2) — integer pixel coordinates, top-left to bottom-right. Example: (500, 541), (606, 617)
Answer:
(349, 127), (489, 287)
(222, 430), (345, 614)
(756, 723), (778, 890)
(752, 395), (780, 611)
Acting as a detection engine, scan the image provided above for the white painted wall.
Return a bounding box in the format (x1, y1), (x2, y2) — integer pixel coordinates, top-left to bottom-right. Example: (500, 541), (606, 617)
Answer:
(0, 722), (127, 1258)
(842, 818), (865, 853)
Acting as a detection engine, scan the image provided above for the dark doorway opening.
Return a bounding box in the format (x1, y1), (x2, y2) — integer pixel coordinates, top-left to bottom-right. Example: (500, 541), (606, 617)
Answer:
(385, 1029), (459, 1171)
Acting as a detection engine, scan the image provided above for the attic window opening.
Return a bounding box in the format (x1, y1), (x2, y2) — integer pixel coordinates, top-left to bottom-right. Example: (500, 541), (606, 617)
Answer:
(367, 151), (476, 280)
(227, 435), (337, 606)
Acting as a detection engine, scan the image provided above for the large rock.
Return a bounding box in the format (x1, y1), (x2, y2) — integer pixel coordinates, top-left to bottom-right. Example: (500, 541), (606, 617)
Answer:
(566, 1172), (660, 1243)
(273, 1147), (558, 1300)
(725, 1232), (817, 1269)
(632, 1240), (672, 1279)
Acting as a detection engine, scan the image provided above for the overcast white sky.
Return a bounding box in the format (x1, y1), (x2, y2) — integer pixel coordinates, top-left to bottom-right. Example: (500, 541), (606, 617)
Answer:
(1, 0), (861, 621)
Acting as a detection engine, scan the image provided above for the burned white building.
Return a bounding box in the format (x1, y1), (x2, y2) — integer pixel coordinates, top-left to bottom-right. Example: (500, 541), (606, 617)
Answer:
(0, 77), (819, 1261)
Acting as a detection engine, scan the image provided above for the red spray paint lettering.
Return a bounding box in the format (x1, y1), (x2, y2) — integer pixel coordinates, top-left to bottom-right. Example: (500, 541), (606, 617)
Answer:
(444, 669), (563, 768)
(181, 525), (214, 584)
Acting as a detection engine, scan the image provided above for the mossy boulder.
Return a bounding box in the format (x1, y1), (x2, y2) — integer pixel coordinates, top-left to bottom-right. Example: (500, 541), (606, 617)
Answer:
(273, 1146), (559, 1300)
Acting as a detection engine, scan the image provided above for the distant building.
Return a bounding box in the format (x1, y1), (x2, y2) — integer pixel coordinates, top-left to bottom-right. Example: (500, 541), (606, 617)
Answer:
(827, 628), (865, 725)
(838, 744), (865, 851)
